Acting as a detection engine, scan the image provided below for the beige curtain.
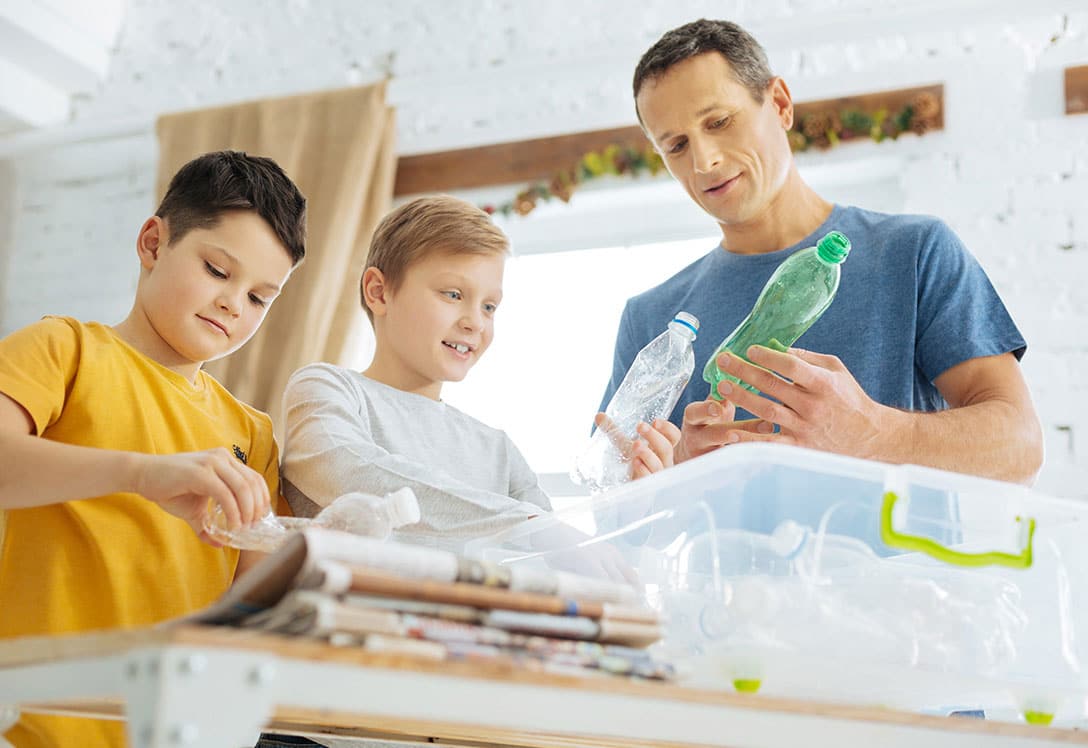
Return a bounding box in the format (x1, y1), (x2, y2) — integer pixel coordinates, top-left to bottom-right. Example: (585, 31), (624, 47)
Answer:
(155, 82), (396, 435)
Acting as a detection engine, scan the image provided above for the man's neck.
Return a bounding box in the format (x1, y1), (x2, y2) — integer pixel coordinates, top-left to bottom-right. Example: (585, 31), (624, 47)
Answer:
(720, 171), (834, 255)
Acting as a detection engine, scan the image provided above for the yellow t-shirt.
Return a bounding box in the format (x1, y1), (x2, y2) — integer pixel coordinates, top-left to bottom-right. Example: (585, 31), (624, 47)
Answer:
(0, 317), (281, 748)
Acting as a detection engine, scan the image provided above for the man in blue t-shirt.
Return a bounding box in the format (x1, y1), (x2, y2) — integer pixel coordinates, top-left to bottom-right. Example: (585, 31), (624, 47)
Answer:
(600, 19), (1042, 484)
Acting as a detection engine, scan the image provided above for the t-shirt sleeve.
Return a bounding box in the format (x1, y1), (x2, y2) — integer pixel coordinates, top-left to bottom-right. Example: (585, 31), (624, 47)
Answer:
(281, 365), (545, 544)
(0, 317), (81, 435)
(504, 435), (552, 512)
(914, 220), (1027, 383)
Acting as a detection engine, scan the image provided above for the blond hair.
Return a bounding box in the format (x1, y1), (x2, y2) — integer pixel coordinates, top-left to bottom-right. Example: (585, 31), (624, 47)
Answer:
(361, 195), (510, 322)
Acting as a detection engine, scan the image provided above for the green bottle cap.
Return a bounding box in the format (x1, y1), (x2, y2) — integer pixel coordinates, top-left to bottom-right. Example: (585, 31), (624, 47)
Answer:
(816, 231), (850, 264)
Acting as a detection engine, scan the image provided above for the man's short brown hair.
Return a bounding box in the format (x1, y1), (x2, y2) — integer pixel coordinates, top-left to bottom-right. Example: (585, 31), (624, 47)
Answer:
(362, 195), (510, 322)
(633, 19), (774, 119)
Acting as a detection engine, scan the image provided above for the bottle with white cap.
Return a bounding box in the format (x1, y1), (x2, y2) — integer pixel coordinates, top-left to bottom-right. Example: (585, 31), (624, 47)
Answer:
(312, 486), (421, 539)
(572, 312), (699, 493)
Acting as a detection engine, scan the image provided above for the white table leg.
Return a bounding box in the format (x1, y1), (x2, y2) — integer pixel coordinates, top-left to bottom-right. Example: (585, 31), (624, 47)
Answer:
(122, 646), (277, 748)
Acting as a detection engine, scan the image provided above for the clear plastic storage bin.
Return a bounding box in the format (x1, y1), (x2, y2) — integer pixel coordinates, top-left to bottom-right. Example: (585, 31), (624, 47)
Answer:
(464, 444), (1088, 725)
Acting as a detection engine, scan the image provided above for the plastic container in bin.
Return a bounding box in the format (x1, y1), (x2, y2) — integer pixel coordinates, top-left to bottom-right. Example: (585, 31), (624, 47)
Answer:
(463, 443), (1088, 726)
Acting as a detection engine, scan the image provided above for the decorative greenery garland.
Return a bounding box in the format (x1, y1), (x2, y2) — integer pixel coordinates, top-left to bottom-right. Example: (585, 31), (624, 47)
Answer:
(482, 90), (941, 219)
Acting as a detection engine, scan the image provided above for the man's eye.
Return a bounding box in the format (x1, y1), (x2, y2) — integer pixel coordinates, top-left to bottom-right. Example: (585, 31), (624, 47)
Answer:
(204, 262), (227, 279)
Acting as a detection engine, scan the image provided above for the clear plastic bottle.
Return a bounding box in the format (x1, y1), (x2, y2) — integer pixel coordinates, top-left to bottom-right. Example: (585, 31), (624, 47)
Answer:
(311, 488), (421, 538)
(572, 312), (699, 492)
(704, 231), (850, 399)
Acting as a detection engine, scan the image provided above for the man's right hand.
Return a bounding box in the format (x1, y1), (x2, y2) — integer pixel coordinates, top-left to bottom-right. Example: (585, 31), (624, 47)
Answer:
(675, 398), (775, 463)
(131, 448), (271, 543)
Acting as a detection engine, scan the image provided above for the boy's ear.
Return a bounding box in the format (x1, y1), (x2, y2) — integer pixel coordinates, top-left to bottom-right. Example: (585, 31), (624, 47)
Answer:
(136, 216), (168, 270)
(361, 267), (390, 318)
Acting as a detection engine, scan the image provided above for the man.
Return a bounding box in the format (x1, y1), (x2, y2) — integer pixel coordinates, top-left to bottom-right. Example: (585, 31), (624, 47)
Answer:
(601, 19), (1042, 484)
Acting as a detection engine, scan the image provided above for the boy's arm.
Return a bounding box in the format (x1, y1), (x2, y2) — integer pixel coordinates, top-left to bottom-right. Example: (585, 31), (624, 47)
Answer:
(283, 366), (545, 541)
(0, 392), (270, 536)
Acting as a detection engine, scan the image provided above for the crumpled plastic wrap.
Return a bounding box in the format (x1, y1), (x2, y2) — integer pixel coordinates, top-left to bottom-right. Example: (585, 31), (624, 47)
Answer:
(202, 487), (421, 552)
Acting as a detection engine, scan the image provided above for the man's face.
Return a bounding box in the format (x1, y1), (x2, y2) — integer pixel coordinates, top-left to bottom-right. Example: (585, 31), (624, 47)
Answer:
(637, 52), (794, 230)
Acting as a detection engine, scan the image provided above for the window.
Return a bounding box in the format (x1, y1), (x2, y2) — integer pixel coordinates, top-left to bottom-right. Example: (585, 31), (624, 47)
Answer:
(443, 236), (715, 506)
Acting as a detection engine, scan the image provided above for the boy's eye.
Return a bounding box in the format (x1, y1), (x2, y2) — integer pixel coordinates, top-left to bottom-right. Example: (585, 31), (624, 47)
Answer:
(443, 290), (462, 301)
(710, 116), (730, 129)
(668, 139), (687, 155)
(483, 303), (497, 314)
(204, 262), (228, 279)
(249, 293), (268, 308)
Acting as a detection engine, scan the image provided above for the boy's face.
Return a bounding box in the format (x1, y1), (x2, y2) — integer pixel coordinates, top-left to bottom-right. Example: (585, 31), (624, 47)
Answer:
(137, 210), (294, 371)
(377, 251), (504, 397)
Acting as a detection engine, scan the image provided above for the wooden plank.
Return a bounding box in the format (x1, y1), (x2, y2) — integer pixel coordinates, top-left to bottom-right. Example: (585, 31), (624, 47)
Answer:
(795, 83), (944, 131)
(392, 84), (944, 196)
(1066, 65), (1088, 115)
(393, 125), (647, 195)
(8, 624), (1088, 747)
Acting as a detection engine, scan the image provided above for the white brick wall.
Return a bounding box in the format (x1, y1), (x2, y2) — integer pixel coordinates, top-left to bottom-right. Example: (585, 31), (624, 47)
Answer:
(1, 0), (1086, 496)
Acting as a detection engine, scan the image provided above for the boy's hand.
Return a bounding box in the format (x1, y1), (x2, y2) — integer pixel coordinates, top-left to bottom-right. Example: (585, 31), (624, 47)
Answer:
(132, 448), (271, 543)
(593, 413), (681, 481)
(629, 419), (680, 479)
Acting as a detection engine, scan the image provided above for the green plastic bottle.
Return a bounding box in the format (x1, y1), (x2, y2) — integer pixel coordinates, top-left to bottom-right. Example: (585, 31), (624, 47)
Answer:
(703, 230), (851, 399)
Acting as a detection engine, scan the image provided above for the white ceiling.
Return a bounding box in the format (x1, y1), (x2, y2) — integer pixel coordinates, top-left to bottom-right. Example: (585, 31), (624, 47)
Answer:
(0, 0), (126, 134)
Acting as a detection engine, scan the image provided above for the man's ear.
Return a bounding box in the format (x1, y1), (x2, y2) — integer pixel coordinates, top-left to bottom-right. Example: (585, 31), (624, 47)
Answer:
(136, 216), (168, 271)
(361, 267), (390, 318)
(768, 77), (795, 131)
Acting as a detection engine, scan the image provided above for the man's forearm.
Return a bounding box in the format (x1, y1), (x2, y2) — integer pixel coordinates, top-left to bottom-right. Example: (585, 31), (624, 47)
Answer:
(873, 400), (1044, 485)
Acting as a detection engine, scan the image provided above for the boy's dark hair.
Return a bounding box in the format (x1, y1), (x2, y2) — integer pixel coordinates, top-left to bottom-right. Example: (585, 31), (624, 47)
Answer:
(633, 19), (774, 116)
(155, 150), (307, 265)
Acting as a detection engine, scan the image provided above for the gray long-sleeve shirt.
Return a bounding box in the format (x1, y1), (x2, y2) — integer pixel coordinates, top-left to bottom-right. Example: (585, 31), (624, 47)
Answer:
(281, 363), (551, 553)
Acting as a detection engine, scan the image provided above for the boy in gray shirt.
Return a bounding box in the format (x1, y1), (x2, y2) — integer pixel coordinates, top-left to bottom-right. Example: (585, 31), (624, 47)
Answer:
(281, 195), (678, 553)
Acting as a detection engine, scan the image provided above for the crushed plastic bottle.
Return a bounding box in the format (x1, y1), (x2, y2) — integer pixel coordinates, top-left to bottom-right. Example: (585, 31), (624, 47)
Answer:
(572, 312), (699, 493)
(202, 487), (421, 552)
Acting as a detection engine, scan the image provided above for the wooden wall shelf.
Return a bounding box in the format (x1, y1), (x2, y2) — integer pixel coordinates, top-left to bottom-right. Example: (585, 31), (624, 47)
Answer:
(392, 83), (944, 197)
(1066, 65), (1088, 115)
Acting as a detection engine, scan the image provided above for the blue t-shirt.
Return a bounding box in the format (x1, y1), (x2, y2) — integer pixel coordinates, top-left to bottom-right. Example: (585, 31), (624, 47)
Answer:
(599, 204), (1026, 424)
(598, 204), (1027, 551)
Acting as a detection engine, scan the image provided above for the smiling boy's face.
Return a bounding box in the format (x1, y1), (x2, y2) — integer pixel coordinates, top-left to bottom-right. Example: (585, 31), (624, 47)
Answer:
(132, 210), (295, 378)
(368, 250), (505, 400)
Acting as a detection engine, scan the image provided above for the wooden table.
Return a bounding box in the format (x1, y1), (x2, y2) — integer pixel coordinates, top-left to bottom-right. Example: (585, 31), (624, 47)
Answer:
(1, 625), (1085, 748)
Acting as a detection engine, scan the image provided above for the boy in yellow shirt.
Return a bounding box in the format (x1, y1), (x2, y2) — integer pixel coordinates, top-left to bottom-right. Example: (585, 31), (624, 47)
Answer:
(0, 150), (307, 748)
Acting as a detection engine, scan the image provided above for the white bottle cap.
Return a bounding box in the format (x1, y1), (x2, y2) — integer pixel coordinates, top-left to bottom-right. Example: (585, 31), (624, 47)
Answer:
(671, 311), (699, 339)
(385, 487), (421, 527)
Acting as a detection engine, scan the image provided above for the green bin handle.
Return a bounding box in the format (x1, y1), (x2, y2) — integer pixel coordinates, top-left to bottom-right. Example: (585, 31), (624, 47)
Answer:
(879, 491), (1035, 569)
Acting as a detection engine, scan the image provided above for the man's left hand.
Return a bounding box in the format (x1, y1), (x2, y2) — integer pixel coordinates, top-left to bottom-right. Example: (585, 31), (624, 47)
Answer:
(713, 346), (894, 459)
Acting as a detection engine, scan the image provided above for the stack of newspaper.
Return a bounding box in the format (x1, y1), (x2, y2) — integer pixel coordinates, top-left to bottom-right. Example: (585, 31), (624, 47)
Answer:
(187, 528), (674, 681)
